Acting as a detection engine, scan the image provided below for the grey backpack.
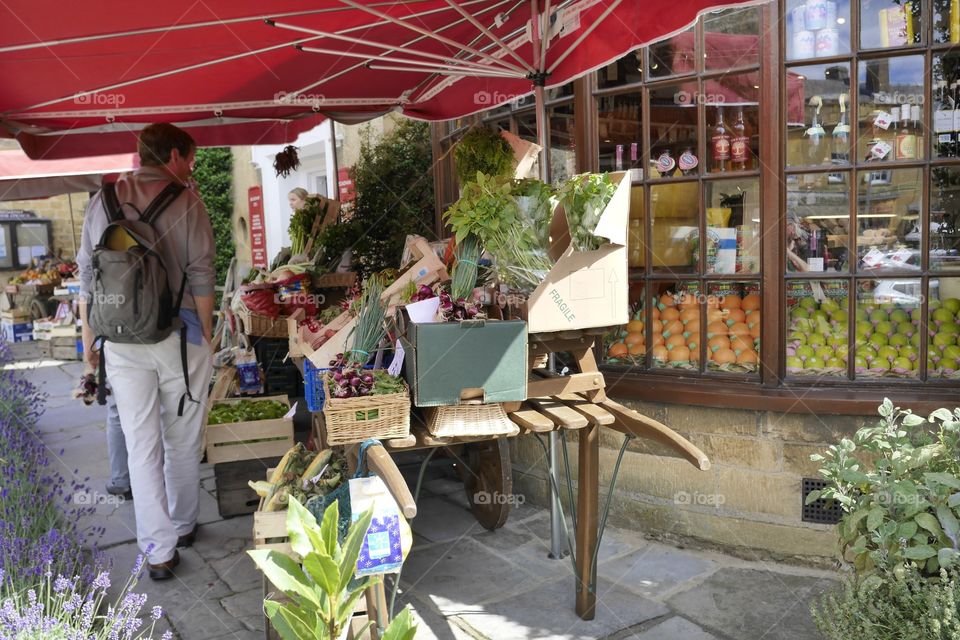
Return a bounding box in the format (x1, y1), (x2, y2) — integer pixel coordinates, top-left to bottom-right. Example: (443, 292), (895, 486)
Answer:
(89, 181), (196, 413)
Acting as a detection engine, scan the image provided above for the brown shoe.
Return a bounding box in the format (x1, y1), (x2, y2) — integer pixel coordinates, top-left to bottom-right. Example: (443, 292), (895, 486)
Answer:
(148, 550), (180, 581)
(176, 523), (199, 548)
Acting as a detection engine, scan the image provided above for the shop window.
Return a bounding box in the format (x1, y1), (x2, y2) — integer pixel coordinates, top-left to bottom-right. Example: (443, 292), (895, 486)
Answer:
(786, 173), (851, 273)
(649, 84), (698, 178)
(651, 182), (698, 275)
(856, 55), (924, 163)
(597, 92), (643, 174)
(786, 279), (850, 378)
(932, 53), (960, 160)
(856, 167), (922, 274)
(785, 0), (852, 60)
(704, 72), (759, 173)
(933, 0), (960, 43)
(785, 63), (852, 168)
(928, 277), (960, 378)
(648, 26), (696, 79)
(705, 281), (761, 374)
(930, 167), (960, 269)
(704, 6), (762, 70)
(597, 50), (643, 90)
(705, 179), (760, 274)
(859, 0), (922, 49)
(855, 278), (922, 379)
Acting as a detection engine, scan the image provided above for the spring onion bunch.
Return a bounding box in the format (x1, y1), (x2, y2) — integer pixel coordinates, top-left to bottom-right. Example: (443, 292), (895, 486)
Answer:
(451, 234), (481, 301)
(346, 274), (387, 367)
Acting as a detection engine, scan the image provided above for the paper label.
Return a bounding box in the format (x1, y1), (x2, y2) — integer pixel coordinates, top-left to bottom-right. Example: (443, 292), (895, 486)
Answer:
(869, 140), (892, 159)
(862, 247), (885, 267)
(807, 257), (825, 272)
(935, 110), (954, 133)
(873, 111), (893, 129)
(283, 401), (298, 420)
(890, 247), (913, 264)
(387, 339), (405, 377)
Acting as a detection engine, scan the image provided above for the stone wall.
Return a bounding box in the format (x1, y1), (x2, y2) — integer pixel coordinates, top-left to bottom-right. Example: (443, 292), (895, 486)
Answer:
(229, 146), (259, 272)
(509, 400), (874, 565)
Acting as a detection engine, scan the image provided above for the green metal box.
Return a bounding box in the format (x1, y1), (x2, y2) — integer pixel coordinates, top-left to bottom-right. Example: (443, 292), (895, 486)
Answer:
(401, 318), (528, 407)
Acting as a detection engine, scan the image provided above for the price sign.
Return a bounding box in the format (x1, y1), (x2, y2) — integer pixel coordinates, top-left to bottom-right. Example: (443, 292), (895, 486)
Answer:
(247, 186), (268, 269)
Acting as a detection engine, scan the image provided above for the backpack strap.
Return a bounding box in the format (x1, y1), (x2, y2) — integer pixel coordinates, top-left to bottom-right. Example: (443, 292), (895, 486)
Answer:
(141, 183), (185, 226)
(100, 183), (126, 224)
(176, 328), (197, 417)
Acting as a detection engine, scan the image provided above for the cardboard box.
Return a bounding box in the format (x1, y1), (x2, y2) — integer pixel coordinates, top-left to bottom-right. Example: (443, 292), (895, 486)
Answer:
(0, 308), (30, 322)
(1, 320), (33, 343)
(401, 318), (527, 407)
(525, 171), (630, 333)
(205, 395), (294, 464)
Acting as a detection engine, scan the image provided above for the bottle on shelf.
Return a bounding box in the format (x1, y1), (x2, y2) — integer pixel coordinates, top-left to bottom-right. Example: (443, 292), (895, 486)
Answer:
(731, 109), (750, 171)
(828, 94), (850, 182)
(678, 147), (699, 175)
(711, 106), (731, 172)
(806, 96), (826, 162)
(655, 148), (677, 178)
(935, 80), (956, 158)
(952, 80), (960, 157)
(912, 104), (923, 158)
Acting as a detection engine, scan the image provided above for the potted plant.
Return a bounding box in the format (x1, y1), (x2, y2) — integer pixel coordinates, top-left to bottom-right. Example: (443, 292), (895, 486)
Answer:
(249, 498), (417, 640)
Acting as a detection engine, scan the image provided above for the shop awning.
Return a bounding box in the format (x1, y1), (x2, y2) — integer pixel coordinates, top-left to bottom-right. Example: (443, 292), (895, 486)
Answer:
(0, 0), (755, 159)
(0, 150), (138, 200)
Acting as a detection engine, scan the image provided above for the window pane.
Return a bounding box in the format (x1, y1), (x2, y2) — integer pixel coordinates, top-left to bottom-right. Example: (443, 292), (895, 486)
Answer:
(786, 173), (851, 273)
(649, 84), (699, 178)
(648, 26), (696, 78)
(516, 112), (540, 177)
(932, 53), (960, 159)
(931, 167), (960, 270)
(705, 178), (760, 274)
(786, 0), (852, 60)
(705, 282), (761, 374)
(933, 0), (960, 43)
(549, 103), (576, 183)
(856, 168), (922, 273)
(857, 56), (925, 163)
(855, 278), (921, 379)
(649, 282), (701, 370)
(785, 279), (850, 377)
(786, 63), (852, 168)
(860, 0), (922, 49)
(597, 93), (643, 174)
(704, 6), (761, 70)
(928, 278), (960, 378)
(597, 50), (643, 89)
(651, 182), (698, 274)
(628, 185), (647, 269)
(705, 72), (759, 173)
(605, 280), (646, 365)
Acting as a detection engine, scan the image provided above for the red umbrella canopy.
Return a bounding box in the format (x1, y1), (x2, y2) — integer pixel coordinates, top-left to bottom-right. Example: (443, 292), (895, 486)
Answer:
(0, 0), (753, 159)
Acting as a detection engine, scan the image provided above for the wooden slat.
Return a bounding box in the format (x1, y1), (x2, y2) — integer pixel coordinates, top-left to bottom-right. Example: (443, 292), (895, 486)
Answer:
(527, 397), (589, 429)
(383, 433), (418, 450)
(365, 444), (417, 519)
(570, 344), (607, 403)
(589, 396), (710, 471)
(526, 371), (606, 398)
(554, 394), (615, 426)
(507, 404), (555, 432)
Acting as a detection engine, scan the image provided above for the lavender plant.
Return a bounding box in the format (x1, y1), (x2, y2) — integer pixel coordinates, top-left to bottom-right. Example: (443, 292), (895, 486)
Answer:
(0, 341), (101, 591)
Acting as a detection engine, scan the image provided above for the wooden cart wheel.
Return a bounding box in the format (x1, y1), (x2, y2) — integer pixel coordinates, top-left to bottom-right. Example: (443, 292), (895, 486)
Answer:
(458, 439), (512, 530)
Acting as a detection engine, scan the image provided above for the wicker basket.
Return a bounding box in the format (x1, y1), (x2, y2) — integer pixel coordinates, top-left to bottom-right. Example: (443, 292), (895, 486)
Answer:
(322, 374), (411, 445)
(425, 403), (519, 438)
(235, 306), (289, 338)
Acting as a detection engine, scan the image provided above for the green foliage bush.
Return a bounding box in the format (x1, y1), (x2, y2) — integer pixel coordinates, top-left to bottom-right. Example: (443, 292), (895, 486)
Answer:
(193, 147), (235, 286)
(812, 566), (960, 640)
(453, 127), (513, 185)
(340, 120), (435, 277)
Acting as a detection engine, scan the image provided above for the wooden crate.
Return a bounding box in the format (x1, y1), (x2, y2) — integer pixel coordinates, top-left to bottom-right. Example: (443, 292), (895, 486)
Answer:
(205, 395), (294, 464)
(214, 456), (282, 518)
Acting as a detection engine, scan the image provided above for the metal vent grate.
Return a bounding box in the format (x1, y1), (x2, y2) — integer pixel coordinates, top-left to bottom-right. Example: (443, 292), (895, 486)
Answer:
(801, 477), (842, 525)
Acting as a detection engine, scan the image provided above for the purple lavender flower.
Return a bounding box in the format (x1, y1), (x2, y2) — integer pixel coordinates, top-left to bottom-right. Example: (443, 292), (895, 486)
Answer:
(150, 606), (162, 621)
(91, 572), (111, 590)
(161, 631), (173, 640)
(53, 576), (71, 593)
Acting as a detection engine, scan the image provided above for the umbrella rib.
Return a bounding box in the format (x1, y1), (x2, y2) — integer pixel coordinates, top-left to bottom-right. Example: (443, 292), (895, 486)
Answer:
(366, 63), (521, 78)
(298, 46), (523, 77)
(439, 0), (534, 74)
(547, 0), (623, 74)
(273, 20), (507, 74)
(336, 0), (527, 75)
(0, 0), (439, 53)
(539, 0), (551, 71)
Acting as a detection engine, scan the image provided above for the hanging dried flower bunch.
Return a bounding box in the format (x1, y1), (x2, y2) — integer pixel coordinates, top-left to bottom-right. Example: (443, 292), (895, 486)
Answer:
(274, 145), (301, 178)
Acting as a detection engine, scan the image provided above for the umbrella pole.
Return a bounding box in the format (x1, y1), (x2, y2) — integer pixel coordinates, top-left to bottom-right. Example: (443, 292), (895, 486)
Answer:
(67, 192), (78, 257)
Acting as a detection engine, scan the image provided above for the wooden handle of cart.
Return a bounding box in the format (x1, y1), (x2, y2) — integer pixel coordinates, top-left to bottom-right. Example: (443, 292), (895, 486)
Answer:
(365, 443), (418, 519)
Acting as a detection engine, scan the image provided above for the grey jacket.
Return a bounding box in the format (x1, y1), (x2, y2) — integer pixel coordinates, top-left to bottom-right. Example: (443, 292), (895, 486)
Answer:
(77, 166), (216, 311)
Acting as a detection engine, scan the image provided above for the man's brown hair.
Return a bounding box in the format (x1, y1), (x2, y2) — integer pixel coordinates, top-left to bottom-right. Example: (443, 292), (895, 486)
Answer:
(138, 123), (195, 166)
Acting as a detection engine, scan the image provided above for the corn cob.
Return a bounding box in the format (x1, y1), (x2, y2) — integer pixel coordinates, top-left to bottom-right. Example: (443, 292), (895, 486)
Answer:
(247, 480), (274, 498)
(300, 449), (333, 482)
(264, 443), (307, 506)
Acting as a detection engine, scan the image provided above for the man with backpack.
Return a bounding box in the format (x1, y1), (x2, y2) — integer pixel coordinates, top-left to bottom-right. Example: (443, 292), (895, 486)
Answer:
(77, 123), (216, 581)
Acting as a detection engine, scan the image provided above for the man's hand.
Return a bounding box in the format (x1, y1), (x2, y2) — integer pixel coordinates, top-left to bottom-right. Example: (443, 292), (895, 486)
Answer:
(79, 299), (99, 370)
(85, 344), (100, 370)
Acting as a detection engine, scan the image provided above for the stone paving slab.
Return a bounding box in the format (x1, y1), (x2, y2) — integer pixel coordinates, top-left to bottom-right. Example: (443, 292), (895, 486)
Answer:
(628, 616), (719, 640)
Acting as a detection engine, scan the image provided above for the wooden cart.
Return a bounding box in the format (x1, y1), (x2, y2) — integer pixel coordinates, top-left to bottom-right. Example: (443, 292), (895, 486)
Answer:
(300, 326), (709, 625)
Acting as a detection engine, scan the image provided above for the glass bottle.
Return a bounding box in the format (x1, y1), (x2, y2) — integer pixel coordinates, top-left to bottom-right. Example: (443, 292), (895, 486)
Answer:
(828, 95), (850, 183)
(712, 106), (731, 172)
(935, 81), (955, 158)
(896, 103), (917, 159)
(807, 97), (826, 162)
(731, 109), (750, 171)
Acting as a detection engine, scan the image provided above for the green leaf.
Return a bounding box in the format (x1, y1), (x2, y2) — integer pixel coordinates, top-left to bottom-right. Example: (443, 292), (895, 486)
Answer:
(338, 509), (375, 593)
(902, 413), (925, 427)
(264, 600), (317, 640)
(287, 498), (323, 560)
(902, 545), (937, 560)
(930, 408), (954, 422)
(949, 493), (960, 508)
(938, 547), (960, 568)
(879, 399), (894, 417)
(937, 505), (960, 545)
(915, 512), (944, 537)
(924, 473), (960, 490)
(319, 499), (339, 559)
(866, 507), (885, 532)
(381, 607), (419, 640)
(804, 490), (822, 505)
(303, 554), (340, 595)
(248, 550), (321, 608)
(897, 521), (918, 539)
(334, 584), (369, 625)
